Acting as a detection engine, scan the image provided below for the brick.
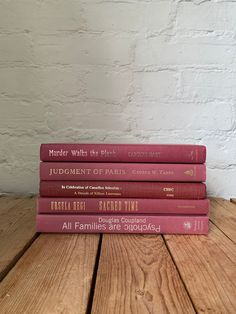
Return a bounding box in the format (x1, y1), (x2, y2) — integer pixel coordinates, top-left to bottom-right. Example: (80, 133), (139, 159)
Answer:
(134, 71), (177, 100)
(135, 36), (236, 66)
(0, 137), (40, 165)
(89, 114), (131, 132)
(0, 67), (85, 100)
(177, 2), (236, 32)
(180, 71), (236, 100)
(147, 129), (211, 143)
(0, 68), (40, 98)
(0, 0), (85, 34)
(202, 135), (236, 166)
(207, 168), (236, 199)
(145, 2), (172, 33)
(84, 70), (132, 102)
(83, 2), (171, 32)
(58, 114), (130, 132)
(47, 103), (129, 131)
(0, 67), (130, 102)
(0, 164), (37, 194)
(49, 129), (111, 143)
(0, 101), (48, 135)
(48, 102), (123, 116)
(33, 33), (132, 66)
(41, 68), (85, 99)
(0, 34), (33, 64)
(127, 101), (233, 131)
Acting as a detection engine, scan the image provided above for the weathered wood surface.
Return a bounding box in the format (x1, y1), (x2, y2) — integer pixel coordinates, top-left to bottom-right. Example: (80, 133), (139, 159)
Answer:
(0, 196), (235, 314)
(209, 198), (236, 242)
(91, 234), (195, 314)
(0, 234), (100, 314)
(0, 196), (37, 281)
(164, 223), (236, 313)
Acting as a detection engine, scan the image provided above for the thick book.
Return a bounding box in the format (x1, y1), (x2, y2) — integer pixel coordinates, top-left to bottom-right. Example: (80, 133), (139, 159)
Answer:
(40, 181), (206, 199)
(40, 143), (206, 163)
(37, 198), (209, 215)
(36, 214), (209, 234)
(40, 163), (206, 182)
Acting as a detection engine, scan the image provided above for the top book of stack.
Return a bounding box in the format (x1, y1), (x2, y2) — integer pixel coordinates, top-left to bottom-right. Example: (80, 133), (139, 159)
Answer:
(40, 143), (206, 164)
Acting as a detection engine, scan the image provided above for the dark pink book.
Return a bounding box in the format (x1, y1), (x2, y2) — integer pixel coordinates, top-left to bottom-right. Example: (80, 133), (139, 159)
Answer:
(36, 214), (209, 234)
(40, 163), (206, 182)
(40, 143), (206, 163)
(37, 198), (209, 215)
(40, 181), (206, 199)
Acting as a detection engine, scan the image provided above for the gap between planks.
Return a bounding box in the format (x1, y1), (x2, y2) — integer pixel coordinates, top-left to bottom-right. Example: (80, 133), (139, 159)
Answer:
(86, 234), (103, 314)
(0, 196), (38, 281)
(163, 198), (236, 313)
(209, 198), (236, 243)
(91, 234), (196, 314)
(0, 234), (101, 314)
(0, 196), (235, 313)
(164, 222), (236, 313)
(91, 198), (236, 313)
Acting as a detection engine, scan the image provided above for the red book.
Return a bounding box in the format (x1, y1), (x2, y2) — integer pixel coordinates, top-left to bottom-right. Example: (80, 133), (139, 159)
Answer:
(36, 214), (209, 234)
(37, 198), (209, 215)
(40, 143), (206, 163)
(40, 163), (206, 182)
(40, 181), (206, 199)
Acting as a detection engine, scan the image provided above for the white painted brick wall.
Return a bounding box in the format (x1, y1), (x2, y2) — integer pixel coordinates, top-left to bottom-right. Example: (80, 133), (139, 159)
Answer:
(0, 0), (235, 198)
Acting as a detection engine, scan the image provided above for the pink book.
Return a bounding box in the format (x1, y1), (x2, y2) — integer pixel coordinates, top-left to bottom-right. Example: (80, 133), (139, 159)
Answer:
(37, 198), (209, 215)
(40, 181), (206, 199)
(40, 143), (206, 163)
(36, 214), (209, 234)
(40, 163), (206, 182)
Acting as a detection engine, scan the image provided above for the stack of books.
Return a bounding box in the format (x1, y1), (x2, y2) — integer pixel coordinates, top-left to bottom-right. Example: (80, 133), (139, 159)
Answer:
(36, 143), (209, 234)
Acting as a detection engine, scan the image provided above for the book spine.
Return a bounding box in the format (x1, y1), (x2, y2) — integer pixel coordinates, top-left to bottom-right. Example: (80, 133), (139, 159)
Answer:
(40, 163), (206, 182)
(36, 214), (209, 234)
(40, 181), (206, 199)
(37, 198), (209, 215)
(40, 143), (206, 163)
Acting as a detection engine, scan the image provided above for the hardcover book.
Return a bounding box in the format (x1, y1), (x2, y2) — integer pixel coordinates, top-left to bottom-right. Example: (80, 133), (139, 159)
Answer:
(36, 214), (209, 234)
(37, 198), (209, 215)
(40, 181), (206, 199)
(40, 143), (206, 163)
(40, 162), (206, 182)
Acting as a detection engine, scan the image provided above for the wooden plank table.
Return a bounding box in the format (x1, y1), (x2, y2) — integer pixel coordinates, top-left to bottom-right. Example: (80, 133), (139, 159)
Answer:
(0, 196), (235, 313)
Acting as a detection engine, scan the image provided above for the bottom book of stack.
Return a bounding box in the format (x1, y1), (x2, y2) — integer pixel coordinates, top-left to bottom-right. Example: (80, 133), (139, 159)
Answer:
(36, 198), (209, 235)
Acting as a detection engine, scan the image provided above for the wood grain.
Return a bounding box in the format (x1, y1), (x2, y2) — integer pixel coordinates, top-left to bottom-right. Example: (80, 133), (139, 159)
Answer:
(0, 196), (22, 209)
(209, 198), (236, 242)
(0, 196), (37, 281)
(91, 234), (195, 314)
(165, 223), (236, 313)
(0, 233), (100, 314)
